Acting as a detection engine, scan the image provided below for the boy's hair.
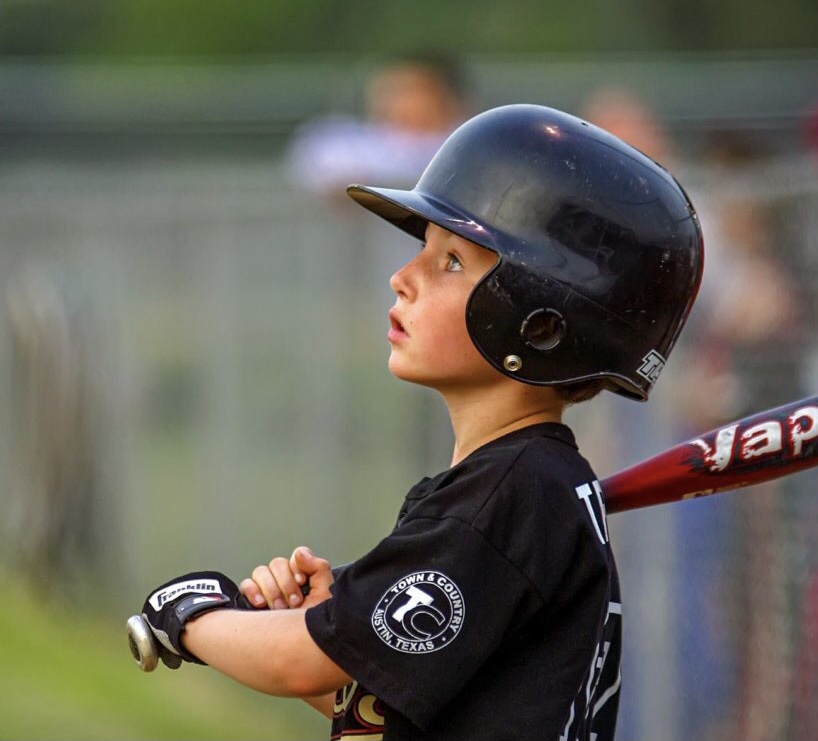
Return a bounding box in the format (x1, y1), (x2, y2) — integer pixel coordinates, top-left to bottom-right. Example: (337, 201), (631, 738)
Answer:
(554, 379), (609, 406)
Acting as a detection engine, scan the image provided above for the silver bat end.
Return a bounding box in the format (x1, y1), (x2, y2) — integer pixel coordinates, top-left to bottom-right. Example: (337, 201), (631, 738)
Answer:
(127, 614), (159, 672)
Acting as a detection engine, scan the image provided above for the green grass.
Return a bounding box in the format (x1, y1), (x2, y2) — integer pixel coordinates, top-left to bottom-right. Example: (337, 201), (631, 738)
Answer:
(0, 572), (328, 740)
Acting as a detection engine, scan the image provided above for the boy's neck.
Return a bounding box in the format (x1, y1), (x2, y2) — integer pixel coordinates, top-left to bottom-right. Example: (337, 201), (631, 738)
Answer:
(442, 383), (565, 467)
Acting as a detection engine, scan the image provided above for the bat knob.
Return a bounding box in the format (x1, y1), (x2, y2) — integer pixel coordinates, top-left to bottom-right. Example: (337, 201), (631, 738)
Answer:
(127, 614), (159, 672)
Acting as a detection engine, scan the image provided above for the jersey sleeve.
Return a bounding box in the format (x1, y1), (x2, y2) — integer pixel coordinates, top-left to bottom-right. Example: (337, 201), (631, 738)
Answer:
(306, 509), (574, 730)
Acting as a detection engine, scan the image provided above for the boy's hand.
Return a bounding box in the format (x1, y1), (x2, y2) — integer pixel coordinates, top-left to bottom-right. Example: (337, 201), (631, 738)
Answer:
(141, 570), (252, 666)
(241, 547), (334, 610)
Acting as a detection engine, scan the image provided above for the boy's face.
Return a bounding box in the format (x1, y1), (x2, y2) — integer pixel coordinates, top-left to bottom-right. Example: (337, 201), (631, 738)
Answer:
(387, 223), (500, 390)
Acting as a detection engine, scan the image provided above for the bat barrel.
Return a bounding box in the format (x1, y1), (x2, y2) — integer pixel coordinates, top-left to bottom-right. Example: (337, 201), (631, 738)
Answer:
(602, 395), (818, 514)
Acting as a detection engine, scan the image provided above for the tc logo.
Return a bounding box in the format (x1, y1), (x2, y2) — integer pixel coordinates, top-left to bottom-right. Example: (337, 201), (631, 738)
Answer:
(637, 350), (666, 385)
(371, 571), (465, 654)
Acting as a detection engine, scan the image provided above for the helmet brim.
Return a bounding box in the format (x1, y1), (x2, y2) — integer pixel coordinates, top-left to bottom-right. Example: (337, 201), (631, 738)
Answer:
(347, 184), (498, 252)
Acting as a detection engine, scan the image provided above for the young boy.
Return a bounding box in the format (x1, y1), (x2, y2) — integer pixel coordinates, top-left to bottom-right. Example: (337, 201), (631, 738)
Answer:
(137, 104), (704, 740)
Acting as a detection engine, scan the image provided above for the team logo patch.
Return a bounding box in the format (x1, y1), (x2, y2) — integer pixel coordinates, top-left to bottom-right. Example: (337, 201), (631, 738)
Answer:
(371, 571), (465, 654)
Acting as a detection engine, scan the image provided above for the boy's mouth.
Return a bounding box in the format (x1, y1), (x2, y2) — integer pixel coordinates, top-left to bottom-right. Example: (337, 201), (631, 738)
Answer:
(388, 310), (408, 340)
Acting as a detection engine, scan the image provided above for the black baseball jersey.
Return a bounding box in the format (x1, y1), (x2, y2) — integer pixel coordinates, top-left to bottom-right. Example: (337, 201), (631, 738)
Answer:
(306, 422), (621, 741)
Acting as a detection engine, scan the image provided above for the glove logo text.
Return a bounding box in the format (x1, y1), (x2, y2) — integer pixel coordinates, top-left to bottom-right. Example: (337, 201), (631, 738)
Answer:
(148, 578), (222, 611)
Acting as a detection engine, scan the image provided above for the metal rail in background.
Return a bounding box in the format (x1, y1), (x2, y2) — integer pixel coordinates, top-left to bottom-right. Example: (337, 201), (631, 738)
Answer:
(0, 53), (816, 139)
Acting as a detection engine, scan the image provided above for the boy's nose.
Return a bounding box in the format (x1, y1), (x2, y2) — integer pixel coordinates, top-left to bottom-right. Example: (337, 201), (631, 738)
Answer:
(389, 269), (404, 295)
(389, 259), (416, 297)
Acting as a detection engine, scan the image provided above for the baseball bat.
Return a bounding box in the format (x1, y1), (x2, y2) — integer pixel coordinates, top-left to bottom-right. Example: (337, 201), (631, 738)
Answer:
(603, 395), (818, 513)
(127, 395), (818, 671)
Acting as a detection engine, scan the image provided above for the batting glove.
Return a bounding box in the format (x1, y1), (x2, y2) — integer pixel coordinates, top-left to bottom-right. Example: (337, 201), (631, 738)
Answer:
(141, 570), (252, 667)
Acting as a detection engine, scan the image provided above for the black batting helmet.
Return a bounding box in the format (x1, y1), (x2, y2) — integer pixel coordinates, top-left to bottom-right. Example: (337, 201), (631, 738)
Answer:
(347, 104), (703, 400)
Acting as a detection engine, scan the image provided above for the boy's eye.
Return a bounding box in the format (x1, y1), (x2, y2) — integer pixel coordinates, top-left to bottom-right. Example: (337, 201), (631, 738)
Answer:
(446, 254), (463, 272)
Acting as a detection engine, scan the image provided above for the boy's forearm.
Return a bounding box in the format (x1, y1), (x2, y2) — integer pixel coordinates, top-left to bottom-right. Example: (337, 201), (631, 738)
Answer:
(302, 693), (336, 719)
(181, 607), (351, 698)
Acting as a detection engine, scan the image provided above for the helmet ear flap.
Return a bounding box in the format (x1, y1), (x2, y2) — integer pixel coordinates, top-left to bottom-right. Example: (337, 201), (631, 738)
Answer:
(466, 264), (575, 384)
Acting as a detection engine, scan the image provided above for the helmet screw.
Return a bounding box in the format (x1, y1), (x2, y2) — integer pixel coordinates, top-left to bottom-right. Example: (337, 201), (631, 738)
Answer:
(503, 355), (523, 372)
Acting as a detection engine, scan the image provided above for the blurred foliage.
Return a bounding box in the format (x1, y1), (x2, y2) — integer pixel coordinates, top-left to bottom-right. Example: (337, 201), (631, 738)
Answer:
(0, 569), (328, 740)
(1, 0), (817, 57)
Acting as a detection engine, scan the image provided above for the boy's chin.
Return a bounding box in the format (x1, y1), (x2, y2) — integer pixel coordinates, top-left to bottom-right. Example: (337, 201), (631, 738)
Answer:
(387, 355), (503, 391)
(388, 364), (423, 385)
(387, 358), (434, 388)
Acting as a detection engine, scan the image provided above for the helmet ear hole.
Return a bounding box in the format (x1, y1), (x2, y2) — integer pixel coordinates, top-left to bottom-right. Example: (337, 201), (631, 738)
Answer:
(521, 309), (565, 352)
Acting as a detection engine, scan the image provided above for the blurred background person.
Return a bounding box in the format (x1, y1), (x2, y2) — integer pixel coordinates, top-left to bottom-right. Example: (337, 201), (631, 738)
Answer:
(682, 129), (803, 427)
(286, 51), (474, 207)
(579, 85), (677, 166)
